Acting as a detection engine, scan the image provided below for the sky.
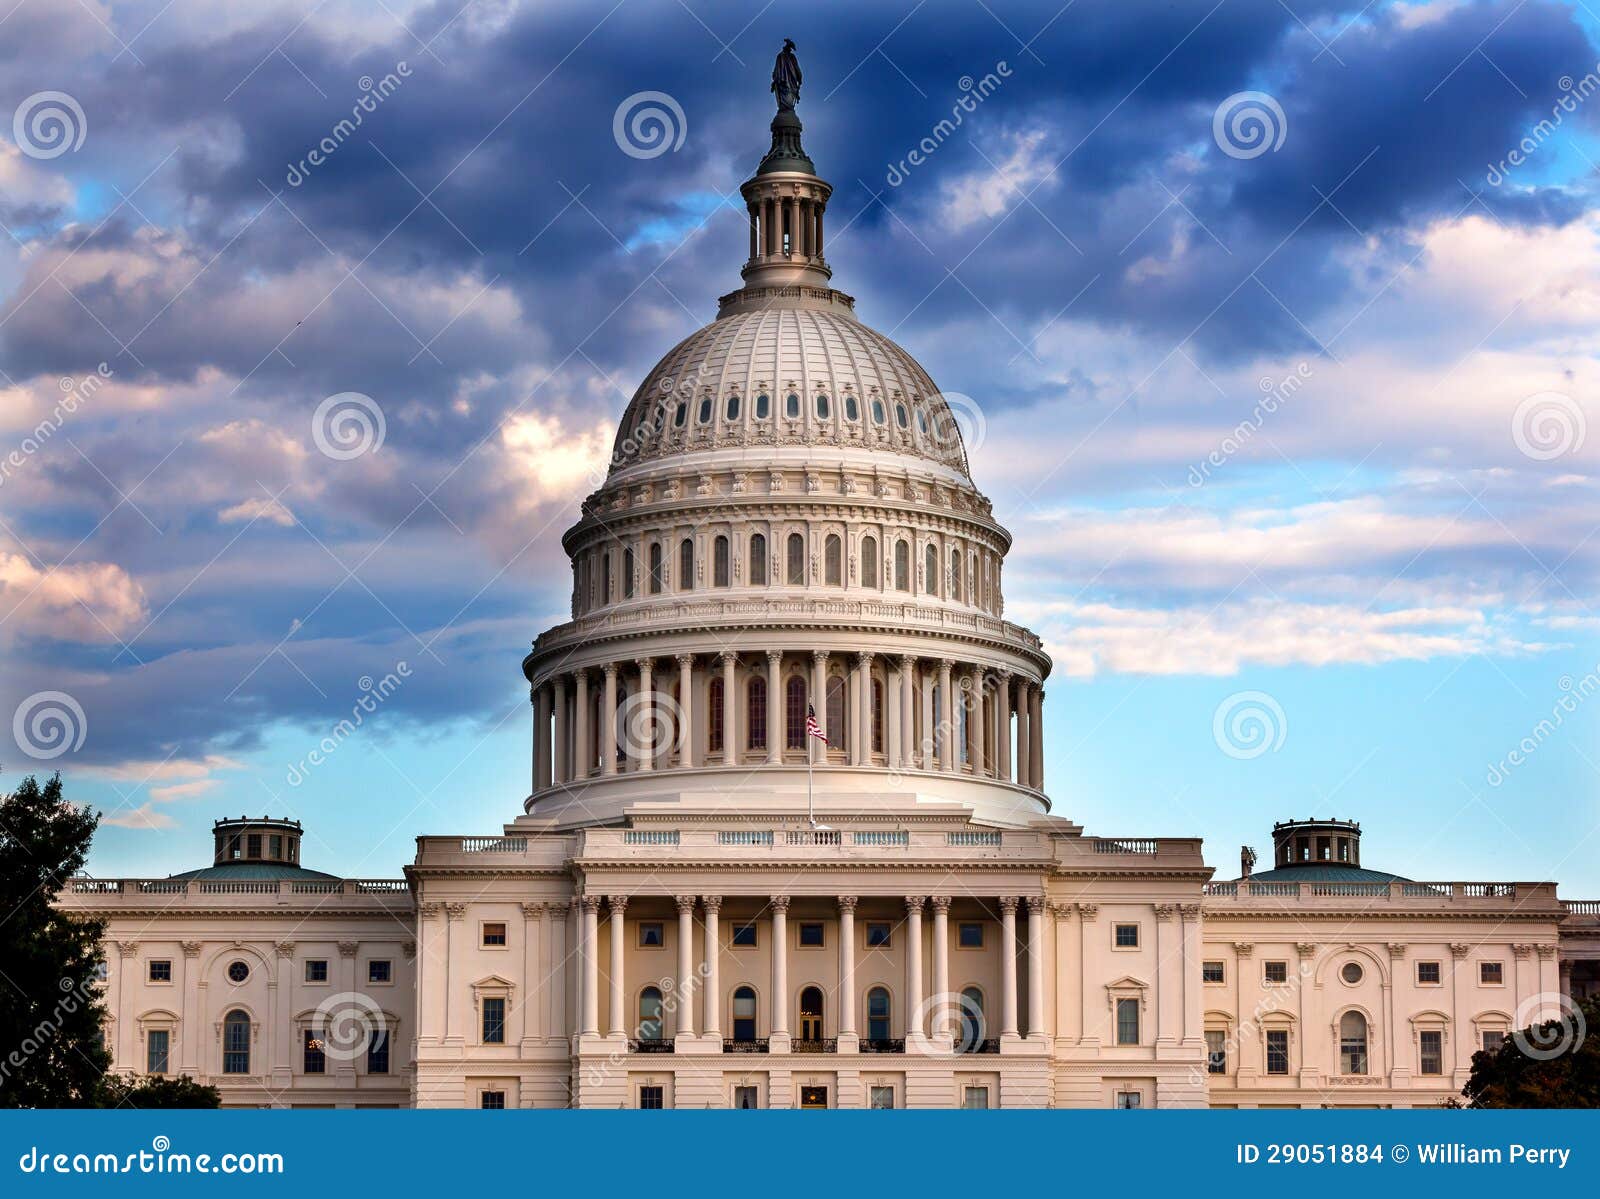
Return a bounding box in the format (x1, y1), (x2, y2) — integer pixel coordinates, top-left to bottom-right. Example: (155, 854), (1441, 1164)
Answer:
(1, 0), (1598, 891)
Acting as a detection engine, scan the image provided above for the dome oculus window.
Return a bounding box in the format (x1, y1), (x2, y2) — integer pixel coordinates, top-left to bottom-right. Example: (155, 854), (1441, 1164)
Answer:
(755, 392), (770, 419)
(815, 392), (830, 419)
(226, 960), (250, 984)
(785, 391), (801, 419)
(844, 394), (859, 421)
(725, 393), (740, 421)
(1340, 961), (1364, 985)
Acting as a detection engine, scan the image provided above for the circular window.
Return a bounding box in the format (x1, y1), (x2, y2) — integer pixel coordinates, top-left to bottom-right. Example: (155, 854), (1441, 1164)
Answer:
(227, 960), (250, 984)
(1340, 962), (1363, 985)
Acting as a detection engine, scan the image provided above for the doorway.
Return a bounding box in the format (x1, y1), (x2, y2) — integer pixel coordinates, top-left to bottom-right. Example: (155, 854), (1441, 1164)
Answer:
(800, 1085), (829, 1109)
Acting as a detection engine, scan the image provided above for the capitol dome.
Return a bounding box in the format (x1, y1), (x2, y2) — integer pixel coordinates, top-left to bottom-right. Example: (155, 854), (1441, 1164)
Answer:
(521, 78), (1051, 828)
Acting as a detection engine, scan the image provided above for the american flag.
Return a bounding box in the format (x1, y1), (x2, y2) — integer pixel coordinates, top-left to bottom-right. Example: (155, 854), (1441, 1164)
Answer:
(805, 704), (828, 745)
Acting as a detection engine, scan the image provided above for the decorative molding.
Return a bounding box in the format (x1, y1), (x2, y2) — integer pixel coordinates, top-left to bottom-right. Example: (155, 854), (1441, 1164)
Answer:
(1076, 903), (1099, 921)
(274, 941), (295, 959)
(674, 894), (697, 914)
(521, 902), (545, 919)
(837, 895), (859, 914)
(1232, 942), (1255, 958)
(769, 895), (790, 913)
(181, 941), (202, 959)
(337, 941), (359, 958)
(1153, 904), (1176, 922)
(1386, 942), (1407, 959)
(1449, 943), (1472, 959)
(701, 895), (723, 915)
(444, 903), (467, 921)
(607, 895), (629, 916)
(117, 940), (140, 958)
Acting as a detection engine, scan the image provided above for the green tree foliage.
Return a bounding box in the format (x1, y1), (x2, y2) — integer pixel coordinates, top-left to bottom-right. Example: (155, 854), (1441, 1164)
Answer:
(1460, 996), (1600, 1108)
(95, 1073), (221, 1109)
(0, 774), (109, 1107)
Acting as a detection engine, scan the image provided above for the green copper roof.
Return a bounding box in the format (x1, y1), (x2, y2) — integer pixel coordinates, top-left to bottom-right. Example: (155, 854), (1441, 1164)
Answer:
(168, 862), (339, 881)
(1242, 864), (1408, 883)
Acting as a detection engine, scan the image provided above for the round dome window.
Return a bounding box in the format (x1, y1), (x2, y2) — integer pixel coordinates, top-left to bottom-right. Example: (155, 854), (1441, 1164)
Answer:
(1340, 962), (1363, 985)
(227, 960), (250, 984)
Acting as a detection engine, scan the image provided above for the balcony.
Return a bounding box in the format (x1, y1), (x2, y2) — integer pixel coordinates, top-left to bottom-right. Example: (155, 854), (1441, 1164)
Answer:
(722, 1038), (770, 1054)
(959, 1039), (1001, 1055)
(628, 1038), (674, 1054)
(792, 1038), (837, 1054)
(860, 1038), (905, 1054)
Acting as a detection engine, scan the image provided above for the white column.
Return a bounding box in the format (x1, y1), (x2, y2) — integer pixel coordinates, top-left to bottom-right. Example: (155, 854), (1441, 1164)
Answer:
(848, 655), (864, 766)
(887, 657), (903, 767)
(720, 652), (737, 766)
(920, 669), (934, 770)
(971, 670), (986, 775)
(580, 896), (600, 1036)
(905, 897), (925, 1039)
(766, 651), (782, 765)
(601, 663), (618, 776)
(552, 676), (569, 784)
(1015, 682), (1030, 787)
(675, 654), (694, 768)
(608, 896), (627, 1036)
(771, 896), (790, 1040)
(838, 896), (858, 1037)
(857, 653), (874, 763)
(900, 656), (916, 769)
(532, 684), (549, 792)
(544, 904), (565, 1038)
(573, 669), (590, 778)
(522, 902), (544, 1045)
(811, 651), (827, 764)
(1026, 897), (1046, 1039)
(702, 896), (721, 1039)
(931, 895), (951, 1038)
(675, 895), (697, 1038)
(995, 671), (1011, 783)
(1154, 905), (1176, 1047)
(1000, 896), (1019, 1038)
(634, 659), (654, 772)
(938, 660), (954, 772)
(1029, 686), (1044, 790)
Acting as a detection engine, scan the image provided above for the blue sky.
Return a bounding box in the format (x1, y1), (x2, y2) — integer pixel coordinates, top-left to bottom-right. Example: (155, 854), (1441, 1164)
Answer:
(1, 0), (1598, 891)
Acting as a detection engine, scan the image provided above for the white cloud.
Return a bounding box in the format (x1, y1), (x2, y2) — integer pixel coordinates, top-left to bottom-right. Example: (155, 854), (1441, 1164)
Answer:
(938, 129), (1054, 231)
(0, 548), (146, 644)
(219, 496), (296, 526)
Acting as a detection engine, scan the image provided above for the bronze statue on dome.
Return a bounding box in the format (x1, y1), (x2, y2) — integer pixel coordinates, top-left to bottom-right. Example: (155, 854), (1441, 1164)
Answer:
(771, 38), (801, 111)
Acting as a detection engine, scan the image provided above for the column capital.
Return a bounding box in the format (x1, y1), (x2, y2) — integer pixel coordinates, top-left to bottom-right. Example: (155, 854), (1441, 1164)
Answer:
(633, 657), (654, 673)
(1025, 895), (1045, 914)
(521, 902), (545, 919)
(812, 649), (828, 665)
(995, 666), (1012, 682)
(272, 941), (293, 959)
(1153, 903), (1177, 922)
(838, 895), (859, 914)
(1232, 941), (1254, 957)
(770, 895), (791, 913)
(1536, 943), (1558, 959)
(444, 902), (467, 921)
(1512, 943), (1534, 959)
(1385, 941), (1407, 959)
(574, 666), (589, 683)
(601, 661), (618, 679)
(1449, 942), (1472, 959)
(418, 903), (442, 919)
(930, 895), (952, 912)
(702, 895), (723, 914)
(675, 894), (697, 915)
(766, 648), (782, 663)
(675, 652), (694, 668)
(1295, 941), (1318, 958)
(338, 941), (359, 958)
(856, 650), (874, 668)
(998, 895), (1020, 914)
(552, 673), (567, 694)
(899, 653), (916, 670)
(1177, 903), (1203, 920)
(718, 649), (738, 665)
(1050, 901), (1076, 920)
(1075, 902), (1098, 921)
(904, 895), (925, 914)
(578, 895), (602, 915)
(181, 941), (203, 958)
(607, 895), (629, 915)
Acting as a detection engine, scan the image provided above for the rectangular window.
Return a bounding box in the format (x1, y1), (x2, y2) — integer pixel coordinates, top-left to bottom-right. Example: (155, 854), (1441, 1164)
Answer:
(731, 923), (757, 948)
(1205, 1029), (1227, 1074)
(482, 923), (507, 947)
(147, 1029), (170, 1075)
(366, 1030), (389, 1075)
(869, 1085), (895, 1109)
(148, 960), (172, 983)
(733, 1085), (759, 1109)
(961, 1086), (990, 1110)
(1481, 1030), (1506, 1054)
(1480, 961), (1504, 985)
(1420, 1030), (1443, 1076)
(638, 1085), (664, 1110)
(303, 1028), (326, 1075)
(1114, 1092), (1142, 1109)
(1417, 960), (1441, 985)
(480, 1090), (505, 1110)
(304, 959), (328, 983)
(1264, 961), (1288, 984)
(865, 921), (892, 948)
(1202, 961), (1225, 983)
(482, 996), (506, 1044)
(368, 959), (391, 984)
(1266, 1029), (1290, 1075)
(638, 921), (665, 948)
(269, 834), (282, 859)
(957, 922), (984, 949)
(798, 922), (825, 948)
(1116, 997), (1140, 1045)
(1114, 923), (1139, 948)
(246, 833), (262, 859)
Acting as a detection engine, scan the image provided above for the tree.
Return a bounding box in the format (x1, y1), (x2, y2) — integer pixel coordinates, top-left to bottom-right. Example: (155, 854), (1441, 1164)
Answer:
(1459, 996), (1600, 1108)
(0, 774), (109, 1107)
(95, 1074), (221, 1109)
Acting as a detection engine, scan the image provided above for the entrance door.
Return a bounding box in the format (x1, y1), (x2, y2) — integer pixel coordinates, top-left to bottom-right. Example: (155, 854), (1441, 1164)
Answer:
(800, 1086), (829, 1109)
(799, 986), (824, 1041)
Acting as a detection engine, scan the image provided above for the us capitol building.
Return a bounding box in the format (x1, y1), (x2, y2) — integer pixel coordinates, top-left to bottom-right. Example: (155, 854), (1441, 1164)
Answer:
(61, 57), (1600, 1110)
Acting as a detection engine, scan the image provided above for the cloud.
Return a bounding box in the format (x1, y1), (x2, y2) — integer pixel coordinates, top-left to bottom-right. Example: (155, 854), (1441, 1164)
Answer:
(0, 547), (146, 644)
(219, 496), (296, 526)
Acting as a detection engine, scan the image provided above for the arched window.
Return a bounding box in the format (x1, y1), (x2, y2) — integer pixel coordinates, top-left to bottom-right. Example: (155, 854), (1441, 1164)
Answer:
(1339, 1011), (1368, 1075)
(844, 394), (860, 421)
(223, 1010), (251, 1074)
(799, 986), (824, 1042)
(600, 551), (612, 602)
(895, 402), (908, 429)
(638, 987), (664, 1042)
(894, 540), (910, 592)
(824, 534), (842, 586)
(926, 545), (940, 598)
(958, 987), (985, 1053)
(957, 696), (969, 766)
(867, 987), (891, 1043)
(678, 539), (694, 591)
(816, 392), (830, 419)
(749, 533), (767, 585)
(714, 535), (730, 587)
(725, 392), (740, 421)
(826, 674), (847, 754)
(871, 398), (885, 425)
(673, 401), (687, 428)
(785, 677), (807, 749)
(871, 678), (884, 753)
(951, 547), (963, 601)
(785, 391), (800, 419)
(623, 548), (635, 598)
(649, 543), (663, 594)
(932, 685), (943, 761)
(747, 676), (767, 750)
(861, 537), (878, 589)
(786, 533), (805, 585)
(697, 395), (713, 424)
(732, 986), (758, 1041)
(755, 392), (770, 419)
(708, 677), (725, 755)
